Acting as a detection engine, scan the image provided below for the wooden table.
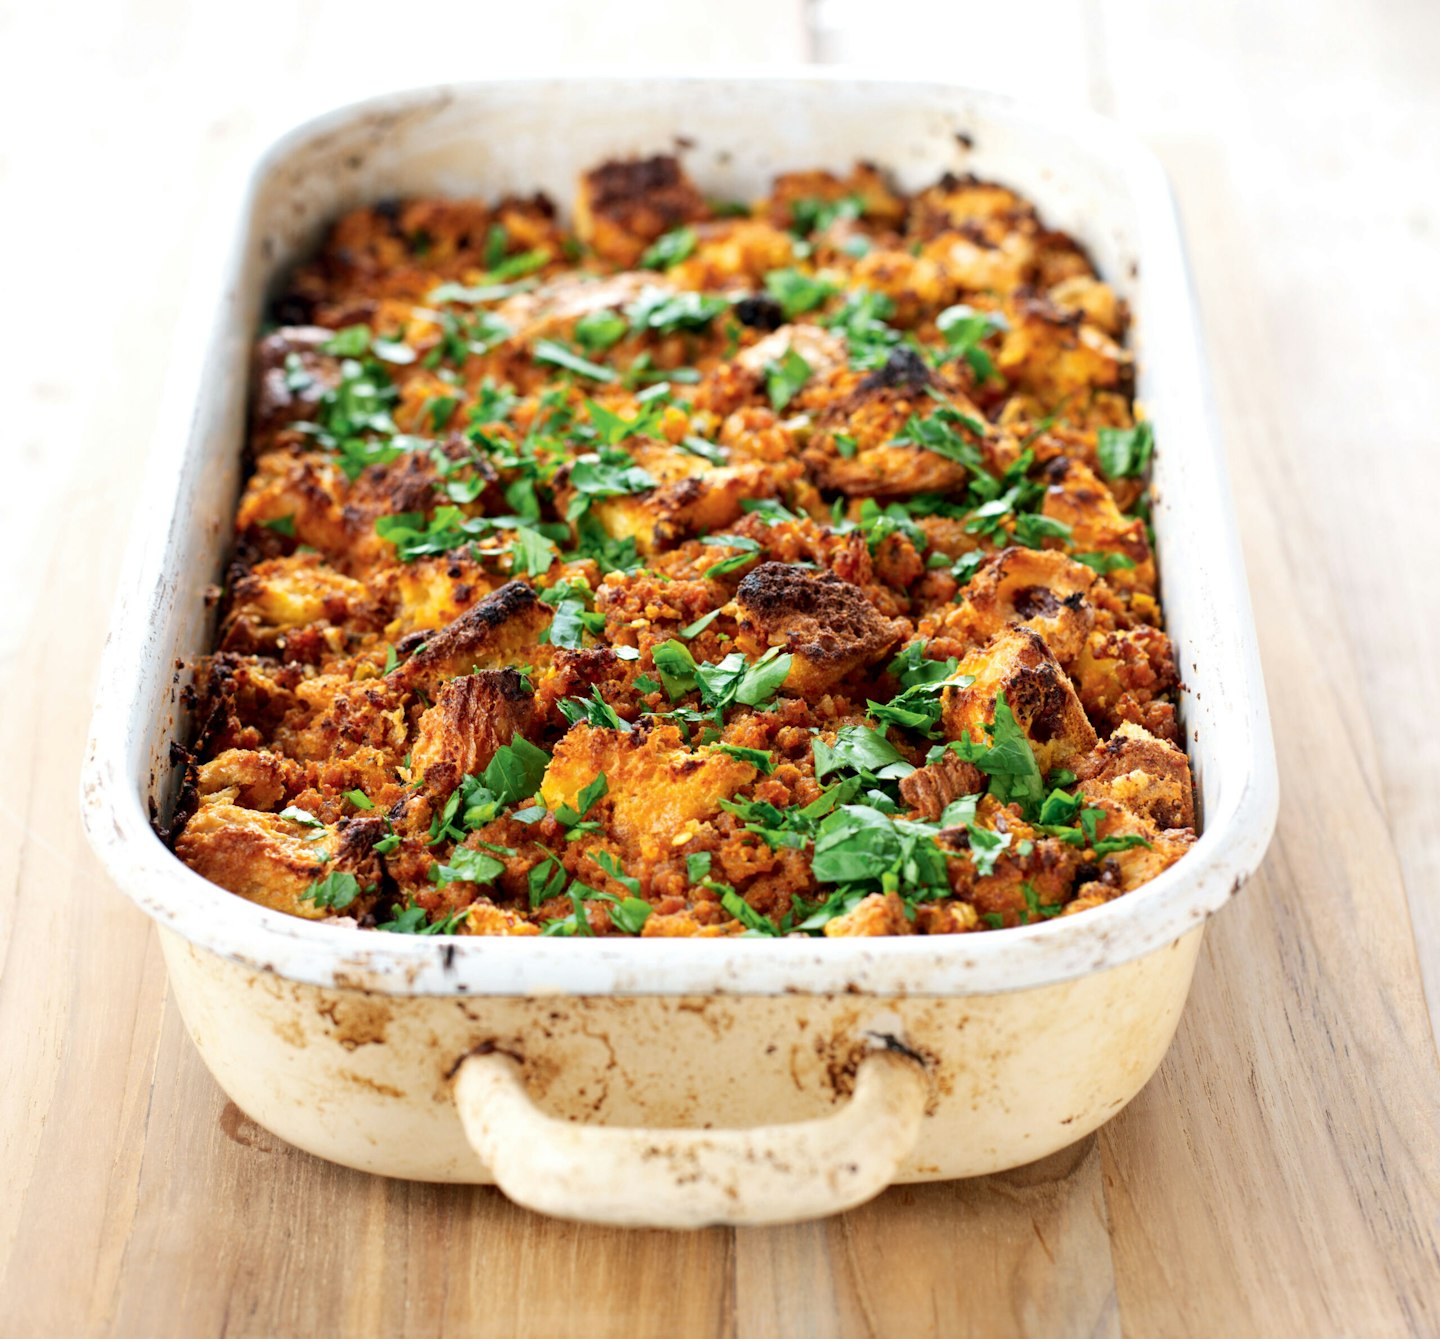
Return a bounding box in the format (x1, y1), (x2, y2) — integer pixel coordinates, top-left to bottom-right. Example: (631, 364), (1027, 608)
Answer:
(4, 2), (1438, 1334)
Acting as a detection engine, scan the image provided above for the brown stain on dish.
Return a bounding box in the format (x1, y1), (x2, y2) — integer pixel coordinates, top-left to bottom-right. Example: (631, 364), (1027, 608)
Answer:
(271, 1014), (307, 1049)
(315, 994), (392, 1050)
(336, 1070), (405, 1099)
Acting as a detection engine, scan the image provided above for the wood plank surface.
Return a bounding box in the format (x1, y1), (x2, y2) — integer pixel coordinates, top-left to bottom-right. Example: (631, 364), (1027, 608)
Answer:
(3, 1), (1438, 1334)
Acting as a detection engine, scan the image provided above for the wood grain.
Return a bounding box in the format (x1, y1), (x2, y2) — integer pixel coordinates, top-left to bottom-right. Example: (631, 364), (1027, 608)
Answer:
(4, 0), (1440, 1334)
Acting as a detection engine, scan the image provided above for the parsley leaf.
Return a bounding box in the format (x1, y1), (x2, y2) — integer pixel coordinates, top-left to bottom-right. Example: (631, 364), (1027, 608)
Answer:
(716, 744), (775, 774)
(678, 435), (728, 465)
(813, 725), (914, 784)
(679, 608), (722, 639)
(508, 526), (558, 577)
(574, 308), (628, 352)
(527, 853), (568, 908)
(721, 888), (784, 937)
(558, 686), (632, 732)
(1073, 551), (1138, 575)
(300, 870), (365, 911)
(429, 845), (506, 887)
(764, 348), (812, 412)
(565, 448), (657, 519)
(1097, 422), (1155, 479)
(540, 579), (606, 650)
(639, 226), (698, 271)
(378, 903), (470, 934)
(533, 338), (618, 383)
(626, 287), (727, 333)
(554, 773), (609, 835)
(811, 805), (948, 896)
(949, 691), (1046, 816)
(701, 534), (763, 579)
(789, 195), (863, 236)
(764, 268), (838, 320)
(936, 304), (1008, 384)
(892, 402), (990, 473)
(1020, 880), (1063, 922)
(823, 289), (900, 370)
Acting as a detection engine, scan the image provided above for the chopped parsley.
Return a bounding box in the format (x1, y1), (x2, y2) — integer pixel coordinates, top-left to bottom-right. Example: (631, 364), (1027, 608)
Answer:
(533, 338), (618, 383)
(564, 448), (657, 520)
(627, 287), (728, 334)
(1073, 551), (1138, 576)
(700, 534), (763, 579)
(948, 691), (1046, 815)
(936, 304), (1008, 383)
(823, 289), (900, 370)
(574, 308), (628, 352)
(1097, 421), (1155, 479)
(764, 348), (812, 412)
(789, 194), (863, 236)
(715, 744), (776, 774)
(558, 686), (632, 732)
(639, 226), (698, 271)
(892, 402), (990, 472)
(540, 579), (606, 649)
(379, 903), (470, 934)
(429, 845), (506, 887)
(764, 268), (838, 320)
(300, 870), (366, 911)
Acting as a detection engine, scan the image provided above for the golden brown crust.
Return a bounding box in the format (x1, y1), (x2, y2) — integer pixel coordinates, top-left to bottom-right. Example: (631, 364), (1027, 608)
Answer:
(943, 625), (1099, 774)
(388, 582), (550, 695)
(734, 563), (907, 695)
(410, 669), (536, 785)
(574, 155), (709, 267)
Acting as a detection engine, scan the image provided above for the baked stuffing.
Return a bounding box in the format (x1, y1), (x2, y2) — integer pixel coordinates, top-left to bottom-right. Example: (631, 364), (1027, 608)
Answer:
(171, 155), (1194, 938)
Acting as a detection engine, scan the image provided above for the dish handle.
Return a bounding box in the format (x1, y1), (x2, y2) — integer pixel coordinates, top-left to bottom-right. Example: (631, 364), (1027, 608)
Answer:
(451, 1035), (929, 1228)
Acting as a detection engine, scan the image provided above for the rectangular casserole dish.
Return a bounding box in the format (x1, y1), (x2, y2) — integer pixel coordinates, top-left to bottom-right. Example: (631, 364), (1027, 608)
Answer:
(79, 74), (1278, 1228)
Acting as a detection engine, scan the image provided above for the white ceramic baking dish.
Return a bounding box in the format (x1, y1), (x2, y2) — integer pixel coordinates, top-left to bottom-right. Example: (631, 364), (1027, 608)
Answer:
(80, 74), (1278, 1228)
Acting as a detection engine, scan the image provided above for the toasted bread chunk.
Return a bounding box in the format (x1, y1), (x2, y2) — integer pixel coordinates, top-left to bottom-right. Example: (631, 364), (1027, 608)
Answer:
(389, 582), (550, 695)
(998, 295), (1128, 404)
(251, 326), (340, 436)
(194, 749), (299, 811)
(767, 162), (907, 231)
(734, 563), (906, 696)
(175, 804), (383, 921)
(1073, 623), (1181, 742)
(732, 322), (849, 382)
(823, 892), (914, 937)
(805, 378), (992, 498)
(540, 723), (756, 859)
(457, 902), (542, 936)
(1076, 721), (1195, 832)
(907, 174), (1037, 239)
(591, 455), (807, 555)
(574, 155), (708, 268)
(933, 547), (1097, 664)
(410, 669), (537, 786)
(1041, 457), (1155, 596)
(943, 625), (1099, 774)
(221, 554), (382, 656)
